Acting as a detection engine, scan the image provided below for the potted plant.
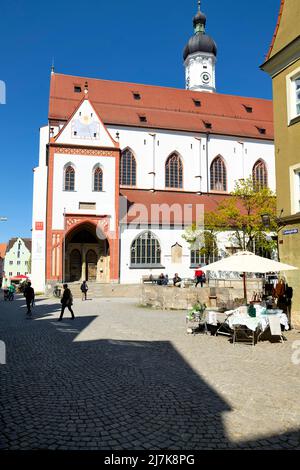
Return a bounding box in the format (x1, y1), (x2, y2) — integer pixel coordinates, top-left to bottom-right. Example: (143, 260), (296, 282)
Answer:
(187, 301), (207, 321)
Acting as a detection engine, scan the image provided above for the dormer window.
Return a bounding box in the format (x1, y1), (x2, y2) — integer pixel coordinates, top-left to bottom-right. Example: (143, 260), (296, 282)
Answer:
(133, 92), (141, 100)
(203, 121), (212, 129)
(257, 127), (266, 135)
(74, 86), (82, 93)
(139, 115), (147, 123)
(244, 105), (253, 113)
(193, 99), (201, 107)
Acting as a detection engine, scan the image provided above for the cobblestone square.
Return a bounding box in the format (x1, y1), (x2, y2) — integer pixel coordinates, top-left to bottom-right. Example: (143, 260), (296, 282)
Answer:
(0, 294), (300, 450)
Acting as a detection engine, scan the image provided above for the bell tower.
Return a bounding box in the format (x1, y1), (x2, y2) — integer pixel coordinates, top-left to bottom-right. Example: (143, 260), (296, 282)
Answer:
(183, 1), (217, 93)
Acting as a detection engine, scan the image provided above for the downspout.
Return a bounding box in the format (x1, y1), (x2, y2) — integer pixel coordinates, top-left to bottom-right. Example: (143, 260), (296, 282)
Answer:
(206, 132), (210, 194)
(149, 133), (156, 190)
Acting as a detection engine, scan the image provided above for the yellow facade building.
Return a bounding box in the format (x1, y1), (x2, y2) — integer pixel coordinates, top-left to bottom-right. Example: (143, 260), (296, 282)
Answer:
(262, 0), (300, 326)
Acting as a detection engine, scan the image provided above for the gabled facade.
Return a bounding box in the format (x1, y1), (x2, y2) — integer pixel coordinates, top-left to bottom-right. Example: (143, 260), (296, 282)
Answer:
(3, 238), (31, 284)
(261, 0), (300, 327)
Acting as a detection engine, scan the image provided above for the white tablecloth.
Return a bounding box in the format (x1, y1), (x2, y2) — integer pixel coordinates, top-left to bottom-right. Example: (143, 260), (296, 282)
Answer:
(225, 307), (289, 332)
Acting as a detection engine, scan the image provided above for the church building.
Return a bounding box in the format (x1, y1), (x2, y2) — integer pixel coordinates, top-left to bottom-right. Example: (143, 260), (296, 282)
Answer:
(31, 3), (275, 292)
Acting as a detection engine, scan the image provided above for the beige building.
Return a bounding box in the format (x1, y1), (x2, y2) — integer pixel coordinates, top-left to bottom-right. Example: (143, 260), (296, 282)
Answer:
(261, 0), (300, 326)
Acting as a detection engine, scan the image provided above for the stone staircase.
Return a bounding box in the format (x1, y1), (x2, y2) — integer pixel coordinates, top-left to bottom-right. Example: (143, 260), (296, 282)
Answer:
(56, 282), (140, 299)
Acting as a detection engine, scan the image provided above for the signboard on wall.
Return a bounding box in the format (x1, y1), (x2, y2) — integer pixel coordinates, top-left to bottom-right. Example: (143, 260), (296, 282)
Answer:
(283, 229), (298, 235)
(35, 222), (44, 231)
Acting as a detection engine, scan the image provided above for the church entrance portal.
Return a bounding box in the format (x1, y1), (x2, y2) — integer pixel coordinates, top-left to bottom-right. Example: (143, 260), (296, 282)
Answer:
(65, 225), (110, 283)
(86, 250), (97, 281)
(70, 249), (82, 282)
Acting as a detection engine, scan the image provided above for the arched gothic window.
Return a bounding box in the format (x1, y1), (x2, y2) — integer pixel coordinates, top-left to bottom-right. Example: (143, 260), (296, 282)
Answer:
(253, 160), (268, 190)
(64, 165), (75, 191)
(165, 153), (183, 189)
(120, 149), (136, 186)
(93, 166), (103, 192)
(131, 231), (161, 266)
(210, 156), (227, 191)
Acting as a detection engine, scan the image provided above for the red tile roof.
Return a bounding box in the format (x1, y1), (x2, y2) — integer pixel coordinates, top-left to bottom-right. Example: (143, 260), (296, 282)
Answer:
(266, 0), (285, 60)
(49, 73), (274, 141)
(0, 243), (7, 259)
(120, 189), (242, 224)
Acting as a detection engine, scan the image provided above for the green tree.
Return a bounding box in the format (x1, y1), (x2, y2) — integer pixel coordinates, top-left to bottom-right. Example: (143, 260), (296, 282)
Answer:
(204, 177), (278, 254)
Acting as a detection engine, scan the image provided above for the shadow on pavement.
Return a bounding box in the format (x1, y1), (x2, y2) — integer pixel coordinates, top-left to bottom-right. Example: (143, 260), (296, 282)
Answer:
(0, 295), (299, 450)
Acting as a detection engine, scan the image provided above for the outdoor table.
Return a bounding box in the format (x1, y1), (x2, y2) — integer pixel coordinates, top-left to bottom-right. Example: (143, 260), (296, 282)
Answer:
(224, 307), (289, 343)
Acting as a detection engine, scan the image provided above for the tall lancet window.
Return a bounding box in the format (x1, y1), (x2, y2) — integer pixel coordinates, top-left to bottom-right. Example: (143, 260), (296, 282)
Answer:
(64, 165), (75, 191)
(165, 153), (183, 189)
(120, 149), (136, 186)
(253, 160), (268, 190)
(210, 156), (227, 192)
(93, 166), (103, 192)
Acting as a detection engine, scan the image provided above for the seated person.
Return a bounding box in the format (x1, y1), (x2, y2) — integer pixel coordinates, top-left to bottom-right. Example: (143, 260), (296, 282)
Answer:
(162, 274), (169, 286)
(157, 273), (165, 286)
(173, 273), (182, 287)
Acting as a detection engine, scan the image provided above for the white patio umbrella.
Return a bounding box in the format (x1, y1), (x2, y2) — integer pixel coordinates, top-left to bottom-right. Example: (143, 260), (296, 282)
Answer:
(201, 251), (298, 302)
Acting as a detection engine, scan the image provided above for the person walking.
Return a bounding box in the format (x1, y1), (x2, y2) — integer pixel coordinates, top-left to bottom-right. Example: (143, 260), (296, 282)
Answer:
(24, 281), (35, 318)
(195, 267), (205, 287)
(8, 284), (15, 301)
(80, 280), (88, 301)
(58, 284), (75, 321)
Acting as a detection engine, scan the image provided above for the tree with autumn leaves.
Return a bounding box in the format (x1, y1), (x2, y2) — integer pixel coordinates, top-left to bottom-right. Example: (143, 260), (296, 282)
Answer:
(183, 177), (278, 259)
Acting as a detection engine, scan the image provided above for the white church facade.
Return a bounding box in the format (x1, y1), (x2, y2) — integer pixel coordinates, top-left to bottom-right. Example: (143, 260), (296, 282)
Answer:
(31, 3), (275, 291)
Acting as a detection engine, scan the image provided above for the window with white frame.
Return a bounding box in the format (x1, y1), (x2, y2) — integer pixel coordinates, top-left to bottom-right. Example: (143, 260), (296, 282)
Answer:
(288, 71), (300, 122)
(295, 77), (300, 117)
(295, 169), (300, 213)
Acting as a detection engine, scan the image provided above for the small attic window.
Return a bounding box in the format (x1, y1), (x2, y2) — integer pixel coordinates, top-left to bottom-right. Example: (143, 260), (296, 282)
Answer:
(139, 115), (147, 123)
(257, 126), (266, 135)
(133, 92), (141, 100)
(74, 86), (82, 93)
(244, 105), (253, 113)
(193, 99), (201, 107)
(203, 120), (212, 129)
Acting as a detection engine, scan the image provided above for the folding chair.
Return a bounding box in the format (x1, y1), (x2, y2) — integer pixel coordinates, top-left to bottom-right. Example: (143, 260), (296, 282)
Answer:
(216, 312), (234, 337)
(232, 324), (255, 346)
(268, 316), (285, 343)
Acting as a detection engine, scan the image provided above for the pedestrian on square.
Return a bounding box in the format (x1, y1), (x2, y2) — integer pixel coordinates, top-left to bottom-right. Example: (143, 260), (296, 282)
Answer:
(58, 284), (75, 321)
(195, 267), (205, 287)
(8, 284), (15, 301)
(24, 281), (35, 318)
(80, 280), (88, 301)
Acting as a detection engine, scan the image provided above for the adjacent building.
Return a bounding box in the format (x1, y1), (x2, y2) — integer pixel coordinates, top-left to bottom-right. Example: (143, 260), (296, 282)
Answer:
(31, 3), (275, 292)
(0, 243), (7, 284)
(261, 0), (300, 326)
(3, 238), (31, 283)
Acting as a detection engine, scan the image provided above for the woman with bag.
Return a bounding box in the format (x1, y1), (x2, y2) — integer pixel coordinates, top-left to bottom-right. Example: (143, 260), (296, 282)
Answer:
(58, 284), (75, 321)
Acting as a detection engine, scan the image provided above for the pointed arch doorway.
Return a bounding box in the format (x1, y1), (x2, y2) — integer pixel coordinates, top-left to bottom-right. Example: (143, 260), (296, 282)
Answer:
(65, 223), (110, 283)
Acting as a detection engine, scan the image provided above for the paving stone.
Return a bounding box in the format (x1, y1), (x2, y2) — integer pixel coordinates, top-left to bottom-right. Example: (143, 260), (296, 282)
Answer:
(1, 295), (300, 450)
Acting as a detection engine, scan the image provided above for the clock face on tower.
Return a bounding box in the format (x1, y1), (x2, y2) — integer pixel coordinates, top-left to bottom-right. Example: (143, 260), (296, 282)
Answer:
(201, 72), (211, 84)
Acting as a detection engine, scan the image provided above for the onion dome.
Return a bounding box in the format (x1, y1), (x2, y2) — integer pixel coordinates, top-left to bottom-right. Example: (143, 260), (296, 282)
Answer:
(183, 1), (217, 61)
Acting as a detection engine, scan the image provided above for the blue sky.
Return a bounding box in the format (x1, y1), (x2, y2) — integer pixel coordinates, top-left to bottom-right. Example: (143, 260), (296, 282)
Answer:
(0, 0), (280, 242)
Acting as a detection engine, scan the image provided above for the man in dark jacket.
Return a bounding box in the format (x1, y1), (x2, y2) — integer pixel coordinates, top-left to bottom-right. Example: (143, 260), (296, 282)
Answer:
(80, 280), (88, 301)
(24, 282), (35, 317)
(58, 284), (75, 321)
